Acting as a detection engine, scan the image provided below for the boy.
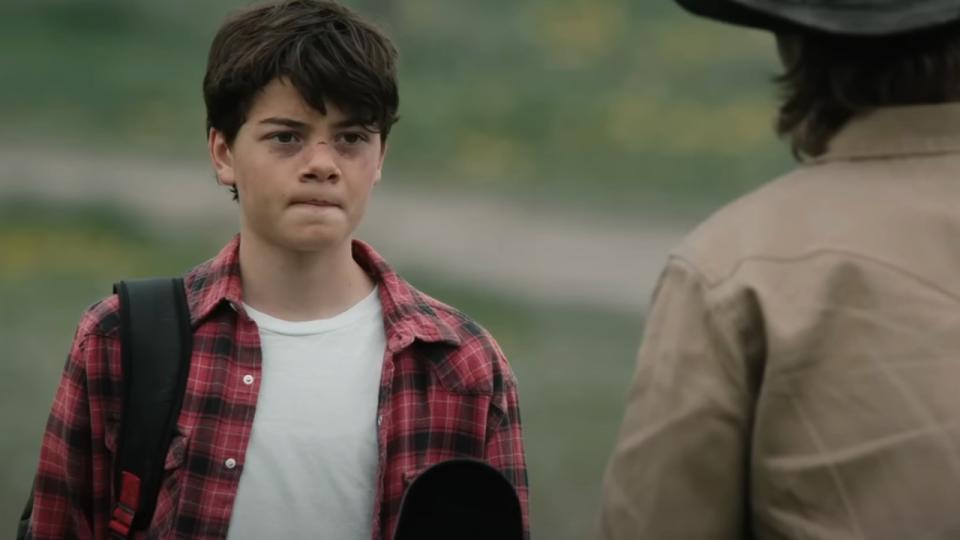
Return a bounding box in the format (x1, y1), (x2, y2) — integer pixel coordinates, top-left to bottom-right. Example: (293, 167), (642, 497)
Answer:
(601, 1), (960, 538)
(26, 1), (528, 538)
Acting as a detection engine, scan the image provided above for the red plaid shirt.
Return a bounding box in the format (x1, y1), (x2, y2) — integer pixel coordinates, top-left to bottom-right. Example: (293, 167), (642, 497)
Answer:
(28, 236), (528, 539)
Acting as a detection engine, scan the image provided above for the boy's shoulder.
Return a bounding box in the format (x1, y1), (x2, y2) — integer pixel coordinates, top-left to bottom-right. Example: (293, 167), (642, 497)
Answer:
(413, 287), (502, 351)
(75, 293), (122, 341)
(355, 239), (515, 388)
(72, 251), (218, 344)
(395, 282), (517, 397)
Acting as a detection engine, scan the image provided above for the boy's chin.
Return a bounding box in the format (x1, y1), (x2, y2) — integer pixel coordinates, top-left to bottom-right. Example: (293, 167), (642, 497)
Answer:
(278, 229), (353, 253)
(241, 222), (354, 254)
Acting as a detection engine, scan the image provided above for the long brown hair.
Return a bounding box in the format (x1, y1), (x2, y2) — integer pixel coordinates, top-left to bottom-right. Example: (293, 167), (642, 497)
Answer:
(775, 24), (960, 159)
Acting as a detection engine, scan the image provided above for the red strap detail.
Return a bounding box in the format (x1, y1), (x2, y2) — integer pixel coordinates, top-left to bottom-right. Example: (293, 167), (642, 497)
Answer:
(108, 471), (142, 538)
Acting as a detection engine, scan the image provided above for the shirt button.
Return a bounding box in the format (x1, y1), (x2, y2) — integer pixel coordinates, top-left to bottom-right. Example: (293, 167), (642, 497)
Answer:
(243, 374), (255, 385)
(225, 458), (237, 470)
(377, 415), (383, 427)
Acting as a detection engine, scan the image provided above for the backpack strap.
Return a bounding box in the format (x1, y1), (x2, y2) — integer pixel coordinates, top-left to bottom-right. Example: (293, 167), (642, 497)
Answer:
(108, 278), (192, 538)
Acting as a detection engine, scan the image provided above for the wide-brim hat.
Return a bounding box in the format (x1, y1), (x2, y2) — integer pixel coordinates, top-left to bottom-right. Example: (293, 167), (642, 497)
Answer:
(392, 459), (523, 540)
(675, 0), (960, 35)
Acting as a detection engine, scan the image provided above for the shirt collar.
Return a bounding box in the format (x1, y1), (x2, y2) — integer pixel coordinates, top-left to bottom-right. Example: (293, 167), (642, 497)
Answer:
(185, 235), (243, 327)
(184, 235), (461, 350)
(814, 103), (960, 163)
(351, 240), (462, 350)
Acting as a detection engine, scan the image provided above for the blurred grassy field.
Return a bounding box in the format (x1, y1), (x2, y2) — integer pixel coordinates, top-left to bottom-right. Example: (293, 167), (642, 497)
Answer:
(0, 198), (641, 539)
(1, 0), (796, 536)
(0, 0), (790, 217)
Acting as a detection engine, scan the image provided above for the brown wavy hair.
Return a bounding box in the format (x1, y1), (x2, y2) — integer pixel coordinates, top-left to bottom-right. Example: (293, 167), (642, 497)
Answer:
(775, 24), (960, 159)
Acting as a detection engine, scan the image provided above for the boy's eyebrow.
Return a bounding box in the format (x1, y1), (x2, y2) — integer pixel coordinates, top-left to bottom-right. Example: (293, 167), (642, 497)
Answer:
(332, 118), (369, 129)
(258, 116), (374, 130)
(258, 117), (310, 129)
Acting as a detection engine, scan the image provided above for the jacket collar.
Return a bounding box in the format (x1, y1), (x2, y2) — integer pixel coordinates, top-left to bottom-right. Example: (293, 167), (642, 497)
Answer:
(814, 103), (960, 164)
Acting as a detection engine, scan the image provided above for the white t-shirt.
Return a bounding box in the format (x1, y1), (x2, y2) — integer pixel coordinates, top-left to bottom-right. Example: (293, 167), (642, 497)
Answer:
(226, 287), (386, 540)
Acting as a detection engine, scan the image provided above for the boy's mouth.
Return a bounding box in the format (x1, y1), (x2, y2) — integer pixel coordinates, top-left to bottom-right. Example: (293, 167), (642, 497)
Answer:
(290, 197), (341, 208)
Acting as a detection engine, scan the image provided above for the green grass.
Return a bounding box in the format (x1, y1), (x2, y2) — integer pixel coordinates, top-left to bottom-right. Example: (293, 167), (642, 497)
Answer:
(0, 0), (792, 216)
(1, 198), (642, 540)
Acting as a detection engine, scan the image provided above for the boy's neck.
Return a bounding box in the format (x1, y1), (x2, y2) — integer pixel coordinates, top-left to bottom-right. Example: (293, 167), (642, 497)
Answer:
(237, 233), (376, 322)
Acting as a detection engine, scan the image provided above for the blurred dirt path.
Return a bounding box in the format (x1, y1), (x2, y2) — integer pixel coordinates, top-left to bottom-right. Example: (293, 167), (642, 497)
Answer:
(1, 146), (691, 314)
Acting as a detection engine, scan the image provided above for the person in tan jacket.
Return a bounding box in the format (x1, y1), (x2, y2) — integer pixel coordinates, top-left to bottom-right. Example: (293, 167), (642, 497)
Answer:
(600, 2), (960, 539)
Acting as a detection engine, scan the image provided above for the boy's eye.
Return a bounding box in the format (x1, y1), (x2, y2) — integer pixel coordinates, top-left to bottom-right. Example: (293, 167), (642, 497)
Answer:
(269, 131), (300, 144)
(337, 132), (369, 145)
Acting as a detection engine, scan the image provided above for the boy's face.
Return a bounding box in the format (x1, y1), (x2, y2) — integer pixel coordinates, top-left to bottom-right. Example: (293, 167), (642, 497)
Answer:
(209, 78), (386, 253)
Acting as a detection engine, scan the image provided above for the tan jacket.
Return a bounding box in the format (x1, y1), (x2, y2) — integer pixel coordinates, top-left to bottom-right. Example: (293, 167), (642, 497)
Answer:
(601, 104), (960, 540)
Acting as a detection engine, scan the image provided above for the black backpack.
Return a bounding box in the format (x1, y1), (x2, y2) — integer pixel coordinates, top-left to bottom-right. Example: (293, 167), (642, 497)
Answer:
(18, 278), (192, 540)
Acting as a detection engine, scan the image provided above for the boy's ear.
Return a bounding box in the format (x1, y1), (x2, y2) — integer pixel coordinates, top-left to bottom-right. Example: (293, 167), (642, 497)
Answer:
(375, 141), (389, 184)
(208, 128), (236, 187)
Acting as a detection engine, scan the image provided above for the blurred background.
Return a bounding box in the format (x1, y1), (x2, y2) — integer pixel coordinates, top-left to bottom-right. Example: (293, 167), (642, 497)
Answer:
(0, 0), (788, 537)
